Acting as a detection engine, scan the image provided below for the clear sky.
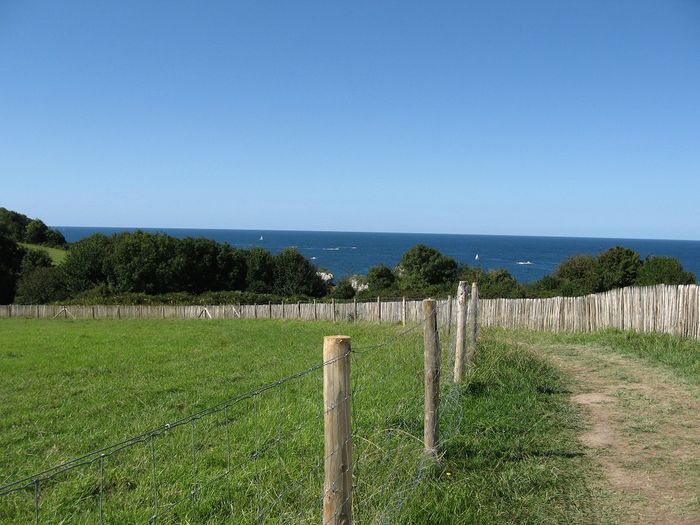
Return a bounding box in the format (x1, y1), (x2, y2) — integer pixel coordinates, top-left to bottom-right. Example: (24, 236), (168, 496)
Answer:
(1, 1), (699, 239)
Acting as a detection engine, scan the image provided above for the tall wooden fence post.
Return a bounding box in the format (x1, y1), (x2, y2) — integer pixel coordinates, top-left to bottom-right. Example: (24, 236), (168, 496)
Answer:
(446, 295), (453, 336)
(323, 335), (353, 525)
(377, 296), (381, 324)
(467, 282), (479, 362)
(453, 281), (469, 382)
(402, 296), (407, 326)
(423, 299), (440, 457)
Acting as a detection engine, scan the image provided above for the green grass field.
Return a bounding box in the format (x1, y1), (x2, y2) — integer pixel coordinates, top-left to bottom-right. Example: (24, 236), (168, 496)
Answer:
(0, 319), (603, 524)
(18, 243), (68, 265)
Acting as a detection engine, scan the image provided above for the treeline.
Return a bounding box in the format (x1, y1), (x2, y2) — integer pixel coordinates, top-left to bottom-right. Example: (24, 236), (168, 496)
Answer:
(0, 207), (67, 247)
(345, 244), (696, 301)
(1, 231), (329, 304)
(1, 208), (696, 305)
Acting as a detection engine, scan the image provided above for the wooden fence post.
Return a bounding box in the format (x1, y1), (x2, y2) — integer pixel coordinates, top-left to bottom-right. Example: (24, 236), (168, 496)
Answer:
(254, 302), (257, 319)
(453, 281), (468, 382)
(423, 299), (440, 457)
(353, 298), (357, 322)
(402, 296), (407, 326)
(298, 301), (301, 319)
(314, 299), (317, 320)
(323, 335), (353, 525)
(377, 296), (381, 324)
(282, 299), (285, 319)
(446, 295), (453, 336)
(269, 301), (272, 319)
(467, 282), (479, 362)
(332, 299), (336, 322)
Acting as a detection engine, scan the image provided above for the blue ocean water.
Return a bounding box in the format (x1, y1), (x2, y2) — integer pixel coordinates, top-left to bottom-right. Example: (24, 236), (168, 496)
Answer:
(56, 227), (700, 284)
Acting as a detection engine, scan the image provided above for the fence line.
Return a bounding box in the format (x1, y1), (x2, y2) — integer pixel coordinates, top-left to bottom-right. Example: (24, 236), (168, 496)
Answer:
(2, 284), (699, 339)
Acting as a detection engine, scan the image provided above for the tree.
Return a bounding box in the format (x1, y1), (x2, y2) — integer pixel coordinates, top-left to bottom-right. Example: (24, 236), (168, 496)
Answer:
(636, 256), (696, 286)
(24, 219), (49, 244)
(245, 247), (275, 293)
(478, 269), (523, 298)
(62, 234), (111, 294)
(20, 217), (66, 247)
(397, 244), (457, 287)
(173, 237), (246, 293)
(104, 231), (180, 294)
(15, 267), (69, 304)
(0, 234), (25, 303)
(367, 264), (396, 291)
(597, 246), (641, 291)
(332, 279), (356, 299)
(0, 207), (30, 242)
(20, 249), (53, 274)
(554, 254), (599, 296)
(272, 248), (326, 297)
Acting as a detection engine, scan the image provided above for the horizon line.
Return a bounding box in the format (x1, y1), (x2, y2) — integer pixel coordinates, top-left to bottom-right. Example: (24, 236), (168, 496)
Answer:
(52, 224), (700, 244)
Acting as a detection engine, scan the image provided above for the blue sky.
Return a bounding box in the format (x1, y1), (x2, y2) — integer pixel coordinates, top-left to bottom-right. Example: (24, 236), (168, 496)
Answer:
(1, 1), (699, 239)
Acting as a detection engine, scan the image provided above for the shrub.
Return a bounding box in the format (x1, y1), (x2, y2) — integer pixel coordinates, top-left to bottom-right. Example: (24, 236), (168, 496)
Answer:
(397, 244), (457, 287)
(20, 248), (53, 273)
(367, 264), (396, 291)
(272, 248), (327, 297)
(332, 280), (356, 299)
(597, 246), (642, 291)
(62, 234), (111, 294)
(15, 266), (69, 304)
(635, 256), (696, 286)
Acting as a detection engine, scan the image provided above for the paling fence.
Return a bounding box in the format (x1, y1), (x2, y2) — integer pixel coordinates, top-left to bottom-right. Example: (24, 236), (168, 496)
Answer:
(2, 284), (699, 340)
(0, 301), (471, 524)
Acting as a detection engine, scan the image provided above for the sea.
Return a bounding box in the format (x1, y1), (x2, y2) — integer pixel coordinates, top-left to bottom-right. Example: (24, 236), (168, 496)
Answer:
(56, 227), (700, 284)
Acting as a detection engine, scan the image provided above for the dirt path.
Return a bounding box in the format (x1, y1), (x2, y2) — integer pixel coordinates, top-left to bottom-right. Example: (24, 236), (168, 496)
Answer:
(530, 343), (700, 524)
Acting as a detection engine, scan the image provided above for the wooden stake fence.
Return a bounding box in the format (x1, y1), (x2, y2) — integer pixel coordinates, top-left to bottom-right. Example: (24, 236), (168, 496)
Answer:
(2, 284), (699, 340)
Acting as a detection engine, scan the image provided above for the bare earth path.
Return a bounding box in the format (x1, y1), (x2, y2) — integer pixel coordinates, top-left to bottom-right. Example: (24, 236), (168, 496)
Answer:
(529, 342), (700, 524)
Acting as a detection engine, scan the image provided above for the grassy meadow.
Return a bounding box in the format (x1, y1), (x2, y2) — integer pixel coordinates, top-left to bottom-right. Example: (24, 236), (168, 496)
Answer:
(18, 243), (68, 265)
(0, 319), (604, 524)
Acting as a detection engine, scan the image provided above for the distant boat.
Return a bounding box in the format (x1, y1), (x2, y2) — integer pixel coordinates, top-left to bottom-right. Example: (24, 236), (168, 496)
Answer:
(475, 254), (480, 261)
(517, 261), (533, 265)
(259, 235), (263, 241)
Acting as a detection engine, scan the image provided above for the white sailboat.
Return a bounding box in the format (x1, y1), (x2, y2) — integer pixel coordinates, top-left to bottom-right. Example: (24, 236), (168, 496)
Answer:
(475, 254), (480, 261)
(259, 235), (263, 241)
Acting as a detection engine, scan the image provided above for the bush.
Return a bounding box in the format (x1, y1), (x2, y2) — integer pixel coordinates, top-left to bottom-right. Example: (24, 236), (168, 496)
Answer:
(62, 234), (112, 294)
(20, 248), (53, 274)
(397, 244), (457, 287)
(367, 264), (396, 291)
(597, 246), (642, 291)
(15, 266), (69, 304)
(332, 280), (356, 299)
(104, 231), (180, 294)
(272, 248), (327, 297)
(554, 254), (599, 296)
(245, 247), (275, 293)
(635, 256), (696, 286)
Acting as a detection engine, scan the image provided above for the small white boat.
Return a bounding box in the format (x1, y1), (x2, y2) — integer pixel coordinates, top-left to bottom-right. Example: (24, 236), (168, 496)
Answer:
(516, 261), (533, 265)
(475, 254), (480, 261)
(259, 235), (263, 241)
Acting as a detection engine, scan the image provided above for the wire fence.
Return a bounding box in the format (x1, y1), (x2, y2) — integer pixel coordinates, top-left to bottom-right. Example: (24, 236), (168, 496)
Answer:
(1, 302), (469, 524)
